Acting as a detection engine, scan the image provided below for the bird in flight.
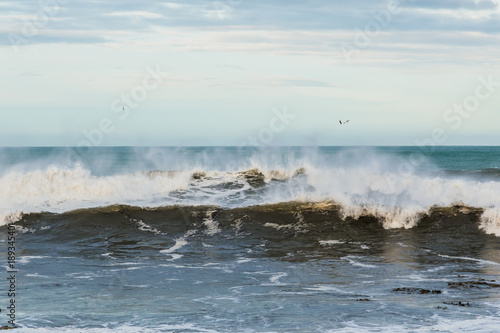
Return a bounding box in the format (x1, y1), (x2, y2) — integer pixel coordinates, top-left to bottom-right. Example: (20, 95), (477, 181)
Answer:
(339, 120), (349, 124)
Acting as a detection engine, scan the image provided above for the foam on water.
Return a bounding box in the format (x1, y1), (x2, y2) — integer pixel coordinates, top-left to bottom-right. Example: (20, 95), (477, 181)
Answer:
(480, 208), (500, 236)
(166, 253), (183, 261)
(17, 256), (48, 265)
(342, 256), (377, 269)
(304, 285), (354, 294)
(136, 220), (165, 235)
(437, 254), (500, 266)
(269, 272), (288, 285)
(319, 240), (345, 245)
(161, 229), (197, 254)
(330, 315), (500, 333)
(202, 210), (221, 236)
(161, 238), (188, 254)
(13, 323), (221, 333)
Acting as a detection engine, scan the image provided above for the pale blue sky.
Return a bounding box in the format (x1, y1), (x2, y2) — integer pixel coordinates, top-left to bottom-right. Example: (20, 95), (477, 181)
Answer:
(1, 0), (500, 146)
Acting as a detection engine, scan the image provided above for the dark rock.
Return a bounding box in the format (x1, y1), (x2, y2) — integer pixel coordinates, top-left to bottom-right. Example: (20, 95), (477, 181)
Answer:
(393, 287), (441, 294)
(448, 281), (500, 289)
(191, 172), (206, 180)
(238, 169), (266, 187)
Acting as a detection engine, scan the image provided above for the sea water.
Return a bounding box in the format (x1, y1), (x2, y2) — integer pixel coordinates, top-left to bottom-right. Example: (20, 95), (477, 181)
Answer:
(0, 146), (499, 332)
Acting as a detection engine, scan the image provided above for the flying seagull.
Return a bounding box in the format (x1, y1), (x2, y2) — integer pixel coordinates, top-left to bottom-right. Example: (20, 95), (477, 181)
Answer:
(339, 120), (350, 124)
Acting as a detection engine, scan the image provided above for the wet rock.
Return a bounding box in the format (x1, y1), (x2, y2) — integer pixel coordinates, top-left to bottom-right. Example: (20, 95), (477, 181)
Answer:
(356, 298), (370, 301)
(191, 171), (207, 180)
(238, 169), (266, 187)
(393, 287), (442, 294)
(448, 280), (500, 289)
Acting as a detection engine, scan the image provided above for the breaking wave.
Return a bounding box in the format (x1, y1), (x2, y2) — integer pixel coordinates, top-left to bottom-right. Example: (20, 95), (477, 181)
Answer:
(1, 171), (499, 237)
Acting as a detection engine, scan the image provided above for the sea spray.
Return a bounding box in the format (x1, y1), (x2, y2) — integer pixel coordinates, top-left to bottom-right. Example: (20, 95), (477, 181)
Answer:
(1, 146), (499, 235)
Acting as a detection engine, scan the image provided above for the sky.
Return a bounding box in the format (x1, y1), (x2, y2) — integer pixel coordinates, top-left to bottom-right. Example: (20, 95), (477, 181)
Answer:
(1, 0), (500, 146)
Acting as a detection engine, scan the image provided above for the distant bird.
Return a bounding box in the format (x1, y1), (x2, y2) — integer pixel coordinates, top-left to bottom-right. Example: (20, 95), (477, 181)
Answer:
(339, 120), (350, 124)
(122, 106), (125, 111)
(339, 120), (342, 125)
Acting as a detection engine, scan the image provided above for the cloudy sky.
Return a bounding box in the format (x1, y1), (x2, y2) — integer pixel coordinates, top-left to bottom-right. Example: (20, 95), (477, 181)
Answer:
(1, 0), (499, 146)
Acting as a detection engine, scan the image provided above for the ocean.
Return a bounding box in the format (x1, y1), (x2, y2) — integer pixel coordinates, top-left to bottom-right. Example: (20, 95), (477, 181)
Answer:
(1, 146), (499, 332)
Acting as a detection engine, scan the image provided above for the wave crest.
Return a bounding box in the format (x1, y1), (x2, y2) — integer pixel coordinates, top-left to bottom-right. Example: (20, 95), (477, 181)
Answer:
(1, 161), (500, 237)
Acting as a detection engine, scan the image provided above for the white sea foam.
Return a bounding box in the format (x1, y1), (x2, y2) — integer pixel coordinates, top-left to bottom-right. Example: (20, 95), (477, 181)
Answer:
(264, 212), (307, 233)
(203, 210), (220, 235)
(18, 256), (48, 264)
(426, 266), (446, 273)
(25, 273), (50, 278)
(319, 240), (345, 245)
(13, 323), (221, 333)
(269, 272), (288, 285)
(235, 258), (254, 264)
(136, 220), (165, 235)
(438, 254), (500, 266)
(161, 229), (196, 254)
(166, 253), (183, 261)
(479, 208), (500, 236)
(297, 149), (500, 233)
(332, 315), (500, 333)
(264, 222), (295, 230)
(0, 165), (191, 225)
(342, 256), (377, 269)
(304, 285), (354, 294)
(0, 211), (24, 225)
(161, 238), (188, 254)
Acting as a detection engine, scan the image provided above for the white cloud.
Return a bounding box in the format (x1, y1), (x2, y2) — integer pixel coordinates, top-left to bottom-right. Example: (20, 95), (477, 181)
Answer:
(163, 2), (183, 9)
(105, 11), (164, 19)
(411, 7), (498, 19)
